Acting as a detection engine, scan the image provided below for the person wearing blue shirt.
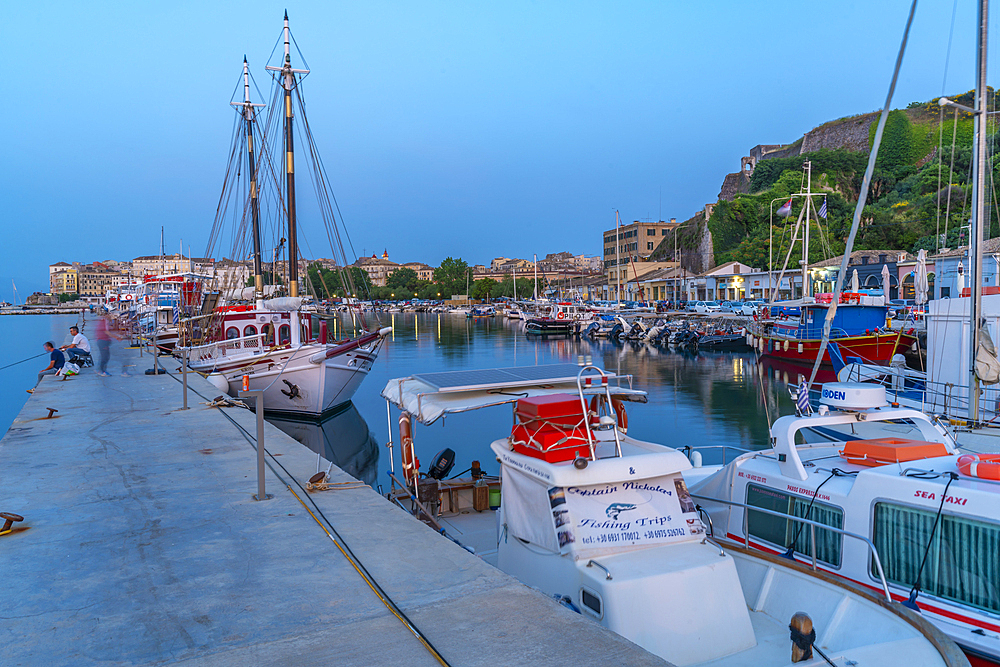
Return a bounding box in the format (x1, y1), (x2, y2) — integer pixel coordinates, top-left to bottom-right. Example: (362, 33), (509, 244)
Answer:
(31, 342), (65, 391)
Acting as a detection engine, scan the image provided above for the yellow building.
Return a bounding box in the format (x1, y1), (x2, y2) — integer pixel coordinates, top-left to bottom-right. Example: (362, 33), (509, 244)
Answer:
(602, 218), (679, 273)
(49, 262), (78, 294)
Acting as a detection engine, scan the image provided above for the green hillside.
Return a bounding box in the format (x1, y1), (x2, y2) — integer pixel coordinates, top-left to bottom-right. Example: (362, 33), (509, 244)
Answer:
(695, 91), (997, 270)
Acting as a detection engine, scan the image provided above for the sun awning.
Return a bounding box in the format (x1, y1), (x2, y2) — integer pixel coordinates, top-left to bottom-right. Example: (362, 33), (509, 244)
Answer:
(381, 363), (647, 425)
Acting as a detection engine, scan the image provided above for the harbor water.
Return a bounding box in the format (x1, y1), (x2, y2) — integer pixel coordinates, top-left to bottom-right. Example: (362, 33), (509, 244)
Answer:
(269, 312), (800, 489)
(1, 313), (800, 487)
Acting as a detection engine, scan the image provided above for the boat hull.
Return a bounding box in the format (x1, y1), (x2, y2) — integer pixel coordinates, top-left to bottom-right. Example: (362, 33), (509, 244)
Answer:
(190, 340), (381, 417)
(755, 331), (915, 366)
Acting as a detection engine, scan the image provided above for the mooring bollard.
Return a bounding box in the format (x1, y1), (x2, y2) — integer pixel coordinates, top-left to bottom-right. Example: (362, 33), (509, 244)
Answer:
(180, 348), (189, 410)
(238, 376), (271, 501)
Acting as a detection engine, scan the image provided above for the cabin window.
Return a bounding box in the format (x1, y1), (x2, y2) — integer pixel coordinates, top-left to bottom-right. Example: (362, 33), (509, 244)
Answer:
(279, 324), (291, 344)
(746, 484), (843, 567)
(243, 325), (257, 338)
(872, 503), (1000, 614)
(225, 327), (239, 340)
(261, 324), (275, 346)
(580, 587), (603, 619)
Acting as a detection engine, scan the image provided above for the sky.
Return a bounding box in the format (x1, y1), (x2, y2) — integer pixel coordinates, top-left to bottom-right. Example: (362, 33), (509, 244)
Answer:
(0, 0), (990, 297)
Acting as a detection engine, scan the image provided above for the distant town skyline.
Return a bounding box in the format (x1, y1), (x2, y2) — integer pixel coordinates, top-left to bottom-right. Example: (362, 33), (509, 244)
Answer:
(3, 1), (983, 297)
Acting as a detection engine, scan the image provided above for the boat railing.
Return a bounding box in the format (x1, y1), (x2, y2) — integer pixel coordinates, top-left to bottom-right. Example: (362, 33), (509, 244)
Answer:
(819, 365), (997, 421)
(186, 333), (272, 361)
(691, 493), (893, 602)
(576, 365), (622, 459)
(679, 444), (754, 466)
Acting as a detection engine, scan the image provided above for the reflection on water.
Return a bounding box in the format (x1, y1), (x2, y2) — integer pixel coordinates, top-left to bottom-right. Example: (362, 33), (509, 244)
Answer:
(267, 402), (379, 486)
(267, 313), (801, 487)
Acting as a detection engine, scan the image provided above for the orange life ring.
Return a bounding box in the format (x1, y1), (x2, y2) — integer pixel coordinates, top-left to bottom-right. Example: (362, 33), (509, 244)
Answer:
(557, 311), (566, 320)
(957, 453), (1000, 480)
(399, 413), (420, 486)
(611, 397), (628, 433)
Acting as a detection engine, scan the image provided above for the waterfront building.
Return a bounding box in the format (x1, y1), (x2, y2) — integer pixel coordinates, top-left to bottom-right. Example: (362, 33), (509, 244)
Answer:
(929, 239), (1000, 299)
(808, 250), (916, 300)
(353, 251), (399, 287)
(212, 258), (251, 290)
(606, 260), (678, 301)
(49, 262), (78, 294)
(400, 262), (434, 281)
(133, 254), (214, 277)
(77, 263), (121, 297)
(602, 219), (679, 276)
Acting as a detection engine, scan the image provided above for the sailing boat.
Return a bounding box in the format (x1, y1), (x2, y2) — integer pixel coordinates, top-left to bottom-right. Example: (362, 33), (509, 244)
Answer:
(186, 14), (390, 417)
(750, 161), (917, 366)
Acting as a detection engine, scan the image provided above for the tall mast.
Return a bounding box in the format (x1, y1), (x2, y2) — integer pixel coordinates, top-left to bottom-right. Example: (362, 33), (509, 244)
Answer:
(615, 210), (621, 304)
(232, 57), (266, 304)
(802, 160), (812, 299)
(970, 0), (989, 421)
(266, 11), (309, 298)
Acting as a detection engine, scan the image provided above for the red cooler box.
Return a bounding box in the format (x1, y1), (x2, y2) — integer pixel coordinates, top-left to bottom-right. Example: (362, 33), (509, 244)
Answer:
(511, 394), (591, 463)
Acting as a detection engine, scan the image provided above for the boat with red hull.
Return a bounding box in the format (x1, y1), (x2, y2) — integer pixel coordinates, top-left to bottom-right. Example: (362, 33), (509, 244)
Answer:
(751, 296), (916, 366)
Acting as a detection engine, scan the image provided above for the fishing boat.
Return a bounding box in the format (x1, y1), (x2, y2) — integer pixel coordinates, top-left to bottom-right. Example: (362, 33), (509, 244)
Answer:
(379, 364), (967, 667)
(689, 382), (999, 666)
(185, 15), (390, 417)
(523, 316), (575, 336)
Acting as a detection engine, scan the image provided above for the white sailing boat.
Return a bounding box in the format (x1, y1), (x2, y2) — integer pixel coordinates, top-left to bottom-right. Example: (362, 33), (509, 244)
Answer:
(186, 15), (390, 417)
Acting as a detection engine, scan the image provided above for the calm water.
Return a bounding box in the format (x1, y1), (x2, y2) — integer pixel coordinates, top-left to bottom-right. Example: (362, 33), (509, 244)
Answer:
(0, 313), (800, 485)
(273, 312), (800, 488)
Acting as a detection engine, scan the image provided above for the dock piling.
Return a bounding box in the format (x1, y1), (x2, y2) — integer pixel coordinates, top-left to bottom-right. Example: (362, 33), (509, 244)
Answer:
(239, 387), (271, 501)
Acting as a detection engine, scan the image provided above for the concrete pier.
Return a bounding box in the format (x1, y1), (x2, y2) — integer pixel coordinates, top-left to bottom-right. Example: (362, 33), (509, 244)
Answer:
(0, 347), (665, 666)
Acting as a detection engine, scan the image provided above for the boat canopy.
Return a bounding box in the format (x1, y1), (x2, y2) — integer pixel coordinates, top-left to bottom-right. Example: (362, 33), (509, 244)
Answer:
(382, 363), (647, 425)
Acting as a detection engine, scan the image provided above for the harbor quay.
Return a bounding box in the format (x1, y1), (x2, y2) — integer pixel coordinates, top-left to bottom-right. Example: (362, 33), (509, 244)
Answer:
(0, 347), (666, 666)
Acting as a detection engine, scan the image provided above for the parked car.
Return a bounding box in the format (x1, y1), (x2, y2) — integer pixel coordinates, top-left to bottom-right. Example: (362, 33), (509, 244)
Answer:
(719, 300), (736, 312)
(685, 301), (699, 312)
(732, 301), (758, 316)
(694, 300), (722, 314)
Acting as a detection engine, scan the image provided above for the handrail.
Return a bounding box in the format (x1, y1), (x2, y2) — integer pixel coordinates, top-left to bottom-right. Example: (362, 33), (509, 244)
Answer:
(691, 493), (893, 602)
(586, 559), (612, 580)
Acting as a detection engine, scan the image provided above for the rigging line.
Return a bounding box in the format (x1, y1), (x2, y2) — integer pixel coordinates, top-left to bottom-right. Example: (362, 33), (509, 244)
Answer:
(942, 109), (960, 245)
(807, 0), (917, 391)
(937, 105), (945, 253)
(941, 0), (959, 94)
(159, 369), (449, 666)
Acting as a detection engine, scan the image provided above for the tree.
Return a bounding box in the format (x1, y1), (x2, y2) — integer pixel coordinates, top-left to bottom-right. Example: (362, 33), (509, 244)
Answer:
(433, 257), (471, 298)
(245, 271), (283, 287)
(472, 278), (497, 300)
(386, 267), (419, 294)
(305, 262), (372, 298)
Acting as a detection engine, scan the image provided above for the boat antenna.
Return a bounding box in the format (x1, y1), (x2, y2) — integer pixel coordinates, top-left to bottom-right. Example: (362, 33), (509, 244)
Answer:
(266, 10), (309, 298)
(231, 57), (266, 307)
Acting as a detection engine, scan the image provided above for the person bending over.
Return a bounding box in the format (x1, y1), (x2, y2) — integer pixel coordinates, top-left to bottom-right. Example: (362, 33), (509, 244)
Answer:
(32, 342), (65, 390)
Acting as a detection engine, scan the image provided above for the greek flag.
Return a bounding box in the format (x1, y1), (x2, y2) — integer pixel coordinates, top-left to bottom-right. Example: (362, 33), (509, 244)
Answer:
(797, 380), (811, 415)
(172, 305), (179, 324)
(818, 197), (828, 219)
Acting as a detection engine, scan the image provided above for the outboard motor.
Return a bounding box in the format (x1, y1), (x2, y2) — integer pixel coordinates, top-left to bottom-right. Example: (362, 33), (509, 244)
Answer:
(427, 448), (456, 479)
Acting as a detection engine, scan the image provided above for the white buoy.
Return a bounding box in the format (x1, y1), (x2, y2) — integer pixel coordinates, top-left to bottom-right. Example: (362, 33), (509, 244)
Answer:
(207, 372), (230, 392)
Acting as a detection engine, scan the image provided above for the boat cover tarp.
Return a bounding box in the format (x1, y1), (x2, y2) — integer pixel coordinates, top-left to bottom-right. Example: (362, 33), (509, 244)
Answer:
(502, 466), (560, 553)
(382, 377), (647, 426)
(977, 325), (1000, 385)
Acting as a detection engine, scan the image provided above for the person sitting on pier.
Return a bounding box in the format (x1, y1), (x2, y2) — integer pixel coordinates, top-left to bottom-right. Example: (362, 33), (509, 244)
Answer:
(61, 326), (92, 365)
(31, 342), (65, 391)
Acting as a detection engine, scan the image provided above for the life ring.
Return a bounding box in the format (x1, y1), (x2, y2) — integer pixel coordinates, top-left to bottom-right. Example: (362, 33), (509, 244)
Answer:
(399, 412), (420, 486)
(611, 397), (628, 433)
(957, 453), (1000, 480)
(557, 311), (566, 320)
(588, 395), (601, 425)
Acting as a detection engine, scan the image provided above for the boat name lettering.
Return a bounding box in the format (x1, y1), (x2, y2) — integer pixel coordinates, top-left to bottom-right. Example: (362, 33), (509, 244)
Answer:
(499, 453), (552, 482)
(822, 389), (846, 401)
(914, 489), (968, 506)
(787, 485), (830, 501)
(620, 482), (673, 496)
(634, 516), (673, 527)
(737, 471), (767, 483)
(579, 518), (631, 531)
(568, 485), (618, 497)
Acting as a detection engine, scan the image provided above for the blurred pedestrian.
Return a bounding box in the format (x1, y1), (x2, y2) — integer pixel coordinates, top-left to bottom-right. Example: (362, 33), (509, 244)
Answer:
(94, 315), (117, 377)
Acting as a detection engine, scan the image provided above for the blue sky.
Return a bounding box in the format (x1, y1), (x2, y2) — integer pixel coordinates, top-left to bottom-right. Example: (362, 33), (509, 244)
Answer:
(0, 0), (986, 296)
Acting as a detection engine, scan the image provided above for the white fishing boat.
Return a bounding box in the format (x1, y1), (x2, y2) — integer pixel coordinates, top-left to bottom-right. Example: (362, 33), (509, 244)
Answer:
(689, 382), (999, 666)
(185, 15), (390, 416)
(379, 364), (967, 667)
